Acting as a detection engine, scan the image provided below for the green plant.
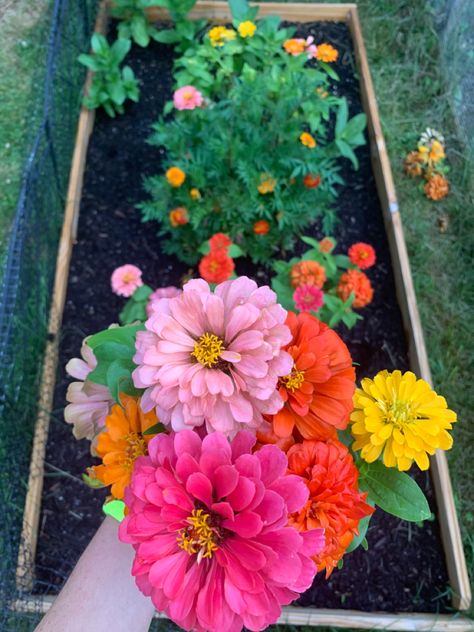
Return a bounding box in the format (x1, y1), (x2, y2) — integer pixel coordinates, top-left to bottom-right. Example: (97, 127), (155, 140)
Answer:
(112, 0), (204, 52)
(140, 28), (366, 265)
(271, 236), (374, 328)
(78, 34), (139, 117)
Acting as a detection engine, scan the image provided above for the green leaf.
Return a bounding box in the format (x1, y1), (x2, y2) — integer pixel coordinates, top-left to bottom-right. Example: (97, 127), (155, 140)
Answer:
(346, 502), (374, 553)
(143, 422), (166, 436)
(77, 54), (99, 71)
(132, 284), (153, 302)
(359, 461), (431, 522)
(91, 33), (107, 55)
(153, 28), (181, 44)
(335, 139), (359, 169)
(103, 499), (126, 523)
(229, 0), (250, 21)
(82, 472), (106, 489)
(342, 113), (367, 140)
(131, 15), (150, 47)
(111, 37), (132, 63)
(335, 101), (349, 137)
(227, 243), (245, 258)
(300, 235), (321, 250)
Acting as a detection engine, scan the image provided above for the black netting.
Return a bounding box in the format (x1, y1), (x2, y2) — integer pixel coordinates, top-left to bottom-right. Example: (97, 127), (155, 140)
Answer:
(0, 0), (98, 628)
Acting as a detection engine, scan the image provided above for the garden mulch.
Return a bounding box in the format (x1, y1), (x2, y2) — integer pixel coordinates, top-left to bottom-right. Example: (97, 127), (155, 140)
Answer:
(33, 21), (451, 614)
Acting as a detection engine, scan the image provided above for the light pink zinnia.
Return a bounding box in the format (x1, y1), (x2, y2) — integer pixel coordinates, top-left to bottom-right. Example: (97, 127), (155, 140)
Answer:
(305, 36), (317, 59)
(64, 341), (114, 440)
(119, 430), (324, 632)
(133, 276), (293, 436)
(146, 286), (182, 318)
(293, 284), (324, 313)
(111, 264), (143, 297)
(173, 85), (204, 111)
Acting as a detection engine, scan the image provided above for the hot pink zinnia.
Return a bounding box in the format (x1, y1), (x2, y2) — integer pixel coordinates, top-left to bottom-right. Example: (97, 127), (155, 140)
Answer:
(111, 264), (143, 297)
(133, 276), (293, 436)
(146, 286), (182, 318)
(293, 284), (324, 313)
(64, 341), (114, 440)
(173, 85), (204, 111)
(119, 430), (324, 632)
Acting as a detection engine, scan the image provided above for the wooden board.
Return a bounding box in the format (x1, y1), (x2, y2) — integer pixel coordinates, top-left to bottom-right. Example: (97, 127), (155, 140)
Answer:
(14, 1), (472, 628)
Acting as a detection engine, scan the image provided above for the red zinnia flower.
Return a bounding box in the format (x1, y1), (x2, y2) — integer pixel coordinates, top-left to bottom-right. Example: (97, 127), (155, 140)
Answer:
(198, 250), (234, 284)
(337, 269), (373, 308)
(266, 312), (356, 440)
(348, 242), (376, 269)
(303, 174), (321, 189)
(209, 232), (232, 252)
(287, 438), (375, 577)
(253, 219), (270, 235)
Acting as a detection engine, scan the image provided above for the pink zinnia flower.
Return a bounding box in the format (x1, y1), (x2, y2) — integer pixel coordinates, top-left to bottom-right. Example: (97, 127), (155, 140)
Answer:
(173, 85), (204, 111)
(293, 284), (324, 313)
(111, 264), (143, 297)
(146, 286), (182, 318)
(305, 36), (317, 58)
(133, 276), (293, 436)
(64, 342), (114, 440)
(119, 430), (324, 632)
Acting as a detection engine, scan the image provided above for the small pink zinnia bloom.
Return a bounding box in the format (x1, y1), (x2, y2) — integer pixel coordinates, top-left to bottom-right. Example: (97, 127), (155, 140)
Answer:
(133, 276), (293, 436)
(64, 342), (114, 440)
(111, 264), (143, 298)
(119, 430), (324, 632)
(293, 284), (324, 313)
(173, 85), (204, 111)
(305, 36), (317, 58)
(146, 286), (182, 318)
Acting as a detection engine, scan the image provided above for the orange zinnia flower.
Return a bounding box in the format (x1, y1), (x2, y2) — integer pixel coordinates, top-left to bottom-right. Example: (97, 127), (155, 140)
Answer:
(169, 207), (189, 227)
(303, 174), (321, 189)
(93, 394), (160, 500)
(348, 242), (376, 269)
(319, 237), (334, 254)
(199, 250), (235, 284)
(424, 174), (449, 200)
(266, 312), (356, 440)
(316, 43), (338, 63)
(209, 232), (232, 252)
(283, 38), (306, 56)
(290, 260), (326, 289)
(253, 219), (270, 235)
(337, 269), (373, 308)
(287, 439), (374, 577)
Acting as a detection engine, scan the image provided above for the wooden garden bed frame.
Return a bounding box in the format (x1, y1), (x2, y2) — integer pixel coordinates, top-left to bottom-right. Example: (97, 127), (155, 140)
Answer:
(13, 2), (472, 630)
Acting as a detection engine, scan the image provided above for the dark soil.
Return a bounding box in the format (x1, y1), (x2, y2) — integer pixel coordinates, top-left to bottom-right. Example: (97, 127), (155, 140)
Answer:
(33, 21), (451, 614)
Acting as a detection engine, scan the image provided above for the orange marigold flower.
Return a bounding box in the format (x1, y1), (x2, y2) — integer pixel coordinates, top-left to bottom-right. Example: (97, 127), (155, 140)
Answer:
(424, 174), (449, 200)
(165, 166), (186, 187)
(316, 43), (338, 63)
(209, 232), (232, 252)
(287, 439), (374, 577)
(93, 394), (160, 500)
(266, 312), (356, 440)
(257, 174), (276, 194)
(290, 260), (326, 289)
(253, 219), (270, 235)
(300, 132), (316, 148)
(190, 187), (201, 200)
(169, 207), (189, 227)
(283, 38), (306, 56)
(404, 151), (423, 178)
(337, 269), (373, 308)
(348, 242), (376, 269)
(319, 237), (335, 253)
(199, 250), (235, 284)
(303, 174), (321, 189)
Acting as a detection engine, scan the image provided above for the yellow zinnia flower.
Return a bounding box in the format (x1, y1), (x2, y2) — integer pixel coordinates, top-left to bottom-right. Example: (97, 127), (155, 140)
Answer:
(300, 132), (316, 148)
(351, 370), (456, 471)
(238, 21), (257, 38)
(166, 166), (186, 187)
(208, 26), (236, 47)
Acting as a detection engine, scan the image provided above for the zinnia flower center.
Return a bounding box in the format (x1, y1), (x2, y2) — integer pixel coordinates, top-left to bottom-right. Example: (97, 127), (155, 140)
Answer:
(282, 368), (305, 393)
(177, 509), (221, 563)
(384, 399), (418, 426)
(123, 432), (147, 468)
(192, 332), (225, 368)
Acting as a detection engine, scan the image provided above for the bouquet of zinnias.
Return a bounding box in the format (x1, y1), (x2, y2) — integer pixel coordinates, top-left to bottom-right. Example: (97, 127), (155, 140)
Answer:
(65, 275), (456, 632)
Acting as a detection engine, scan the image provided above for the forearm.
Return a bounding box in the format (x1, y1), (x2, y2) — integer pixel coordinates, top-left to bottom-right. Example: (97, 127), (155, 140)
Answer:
(35, 516), (155, 632)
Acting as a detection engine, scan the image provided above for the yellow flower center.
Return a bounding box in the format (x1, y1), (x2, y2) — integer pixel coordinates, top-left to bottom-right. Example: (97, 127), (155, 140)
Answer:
(282, 368), (305, 393)
(192, 332), (225, 368)
(384, 399), (418, 426)
(177, 509), (220, 563)
(123, 432), (147, 469)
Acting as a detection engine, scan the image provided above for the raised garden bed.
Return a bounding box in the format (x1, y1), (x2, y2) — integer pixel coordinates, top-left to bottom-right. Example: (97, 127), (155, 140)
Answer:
(14, 3), (471, 630)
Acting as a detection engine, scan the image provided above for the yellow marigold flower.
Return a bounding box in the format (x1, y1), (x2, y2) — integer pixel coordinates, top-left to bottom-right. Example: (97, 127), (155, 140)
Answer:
(190, 187), (201, 200)
(300, 132), (316, 149)
(238, 21), (257, 38)
(257, 174), (276, 194)
(166, 166), (186, 187)
(419, 140), (445, 165)
(316, 43), (338, 63)
(208, 26), (236, 47)
(351, 370), (457, 472)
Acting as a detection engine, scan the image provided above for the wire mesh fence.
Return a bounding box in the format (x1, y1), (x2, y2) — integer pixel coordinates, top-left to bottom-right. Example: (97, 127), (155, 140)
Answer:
(0, 0), (97, 628)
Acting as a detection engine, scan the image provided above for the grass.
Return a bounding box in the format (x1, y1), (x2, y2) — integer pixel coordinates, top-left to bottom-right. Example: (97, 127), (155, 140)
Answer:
(0, 0), (472, 630)
(0, 0), (52, 262)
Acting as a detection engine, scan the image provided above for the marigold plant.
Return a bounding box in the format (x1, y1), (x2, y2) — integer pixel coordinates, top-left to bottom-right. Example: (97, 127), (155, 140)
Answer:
(403, 127), (449, 201)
